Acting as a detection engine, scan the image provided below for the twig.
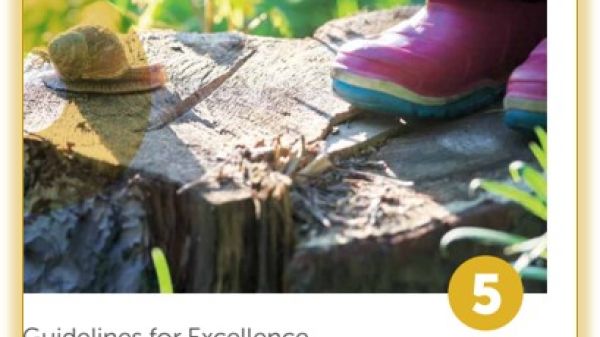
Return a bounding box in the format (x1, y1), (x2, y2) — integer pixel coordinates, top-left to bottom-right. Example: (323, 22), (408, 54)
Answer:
(23, 130), (50, 142)
(143, 49), (257, 132)
(177, 175), (208, 194)
(293, 191), (331, 227)
(284, 135), (305, 176)
(366, 196), (381, 227)
(338, 168), (413, 187)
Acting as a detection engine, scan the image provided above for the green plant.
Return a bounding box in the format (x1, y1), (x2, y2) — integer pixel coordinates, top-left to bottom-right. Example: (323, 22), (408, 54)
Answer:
(24, 0), (423, 54)
(151, 247), (174, 293)
(336, 0), (360, 17)
(440, 127), (548, 281)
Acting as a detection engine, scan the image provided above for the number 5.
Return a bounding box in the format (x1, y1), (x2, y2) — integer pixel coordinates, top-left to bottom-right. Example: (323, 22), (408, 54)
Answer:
(473, 273), (501, 315)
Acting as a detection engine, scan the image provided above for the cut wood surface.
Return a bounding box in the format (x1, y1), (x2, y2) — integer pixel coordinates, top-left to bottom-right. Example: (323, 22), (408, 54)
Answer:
(24, 6), (544, 293)
(25, 6), (420, 184)
(26, 32), (351, 184)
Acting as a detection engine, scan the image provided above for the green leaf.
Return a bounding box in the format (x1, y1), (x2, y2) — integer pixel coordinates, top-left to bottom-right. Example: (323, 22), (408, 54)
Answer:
(151, 247), (174, 294)
(513, 235), (547, 272)
(336, 0), (359, 17)
(504, 235), (547, 259)
(534, 126), (547, 153)
(472, 179), (547, 221)
(440, 227), (527, 256)
(106, 1), (141, 23)
(529, 142), (547, 171)
(269, 8), (292, 37)
(518, 266), (547, 282)
(509, 161), (547, 202)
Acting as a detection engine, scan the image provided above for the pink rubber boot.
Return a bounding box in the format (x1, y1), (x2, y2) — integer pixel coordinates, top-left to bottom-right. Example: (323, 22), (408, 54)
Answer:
(331, 0), (546, 118)
(504, 38), (547, 131)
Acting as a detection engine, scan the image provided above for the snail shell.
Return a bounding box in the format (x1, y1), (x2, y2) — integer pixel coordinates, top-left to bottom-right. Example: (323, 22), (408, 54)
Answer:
(48, 25), (131, 81)
(43, 25), (167, 93)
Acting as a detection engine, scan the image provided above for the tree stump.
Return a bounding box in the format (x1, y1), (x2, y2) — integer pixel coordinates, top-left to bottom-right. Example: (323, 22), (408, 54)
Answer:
(24, 6), (544, 293)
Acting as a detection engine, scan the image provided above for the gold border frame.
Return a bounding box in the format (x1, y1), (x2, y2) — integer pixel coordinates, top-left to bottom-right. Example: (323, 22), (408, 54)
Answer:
(13, 0), (23, 336)
(577, 0), (588, 335)
(13, 0), (586, 335)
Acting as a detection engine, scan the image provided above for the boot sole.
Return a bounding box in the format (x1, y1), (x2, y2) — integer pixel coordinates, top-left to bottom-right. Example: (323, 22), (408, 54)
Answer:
(504, 109), (547, 132)
(332, 79), (504, 119)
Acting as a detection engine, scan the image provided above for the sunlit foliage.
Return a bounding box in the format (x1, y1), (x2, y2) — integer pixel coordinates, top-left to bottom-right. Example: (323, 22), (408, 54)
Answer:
(24, 0), (422, 53)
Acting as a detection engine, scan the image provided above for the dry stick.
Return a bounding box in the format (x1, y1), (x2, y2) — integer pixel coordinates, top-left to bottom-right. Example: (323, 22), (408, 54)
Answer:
(366, 196), (382, 227)
(23, 131), (50, 142)
(143, 49), (257, 132)
(337, 168), (414, 187)
(284, 136), (305, 176)
(177, 174), (208, 195)
(293, 190), (332, 228)
(176, 161), (233, 195)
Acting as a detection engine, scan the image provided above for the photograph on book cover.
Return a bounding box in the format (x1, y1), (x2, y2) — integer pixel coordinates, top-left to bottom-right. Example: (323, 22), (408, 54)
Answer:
(23, 0), (549, 293)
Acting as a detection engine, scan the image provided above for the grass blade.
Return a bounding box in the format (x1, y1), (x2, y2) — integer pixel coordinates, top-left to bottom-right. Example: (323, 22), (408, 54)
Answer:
(151, 247), (174, 294)
(440, 227), (527, 256)
(529, 142), (547, 171)
(504, 235), (548, 259)
(336, 0), (359, 17)
(534, 127), (547, 153)
(519, 266), (547, 282)
(471, 179), (547, 221)
(509, 161), (547, 202)
(513, 235), (548, 272)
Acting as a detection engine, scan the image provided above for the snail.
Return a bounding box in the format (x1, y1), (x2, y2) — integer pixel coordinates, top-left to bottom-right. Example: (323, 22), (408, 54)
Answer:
(40, 25), (167, 94)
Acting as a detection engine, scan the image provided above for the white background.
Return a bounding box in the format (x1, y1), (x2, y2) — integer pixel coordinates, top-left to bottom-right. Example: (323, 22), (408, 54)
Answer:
(2, 0), (596, 336)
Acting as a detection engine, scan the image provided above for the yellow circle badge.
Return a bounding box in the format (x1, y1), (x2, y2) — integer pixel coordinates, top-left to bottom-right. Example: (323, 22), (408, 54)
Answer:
(448, 255), (524, 331)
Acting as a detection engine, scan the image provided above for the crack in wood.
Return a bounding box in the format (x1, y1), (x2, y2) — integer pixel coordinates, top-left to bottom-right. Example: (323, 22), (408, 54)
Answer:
(144, 49), (257, 132)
